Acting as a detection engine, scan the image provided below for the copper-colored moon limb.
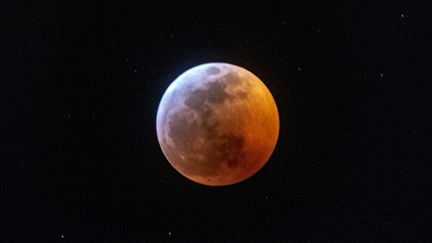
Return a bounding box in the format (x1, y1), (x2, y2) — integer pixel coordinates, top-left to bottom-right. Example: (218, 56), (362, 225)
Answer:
(156, 63), (279, 186)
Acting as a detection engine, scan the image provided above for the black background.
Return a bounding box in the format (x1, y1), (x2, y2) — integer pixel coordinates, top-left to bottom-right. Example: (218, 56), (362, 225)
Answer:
(2, 1), (431, 242)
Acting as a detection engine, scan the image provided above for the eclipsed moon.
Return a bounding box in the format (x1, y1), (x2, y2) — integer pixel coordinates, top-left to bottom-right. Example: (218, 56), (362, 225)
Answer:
(156, 63), (279, 186)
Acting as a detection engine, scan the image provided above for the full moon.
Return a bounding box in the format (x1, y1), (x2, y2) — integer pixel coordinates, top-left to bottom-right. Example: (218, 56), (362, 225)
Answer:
(156, 63), (279, 186)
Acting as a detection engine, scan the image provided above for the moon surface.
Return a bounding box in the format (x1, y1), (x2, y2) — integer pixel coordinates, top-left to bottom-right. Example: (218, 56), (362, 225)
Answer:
(156, 63), (279, 186)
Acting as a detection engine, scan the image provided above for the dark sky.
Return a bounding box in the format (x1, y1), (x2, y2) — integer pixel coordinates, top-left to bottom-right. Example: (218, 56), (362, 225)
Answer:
(2, 1), (431, 242)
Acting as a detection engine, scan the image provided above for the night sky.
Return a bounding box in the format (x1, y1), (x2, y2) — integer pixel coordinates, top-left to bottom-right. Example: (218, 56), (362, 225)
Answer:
(2, 1), (431, 242)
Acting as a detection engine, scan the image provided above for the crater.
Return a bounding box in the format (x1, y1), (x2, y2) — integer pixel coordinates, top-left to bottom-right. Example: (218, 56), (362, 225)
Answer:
(206, 66), (220, 75)
(235, 90), (248, 99)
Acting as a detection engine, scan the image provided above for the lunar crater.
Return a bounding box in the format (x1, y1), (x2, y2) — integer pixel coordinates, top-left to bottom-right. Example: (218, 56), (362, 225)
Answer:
(206, 66), (220, 75)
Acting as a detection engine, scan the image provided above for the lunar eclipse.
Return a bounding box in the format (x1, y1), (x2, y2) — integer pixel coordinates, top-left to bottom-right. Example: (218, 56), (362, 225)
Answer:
(156, 63), (279, 186)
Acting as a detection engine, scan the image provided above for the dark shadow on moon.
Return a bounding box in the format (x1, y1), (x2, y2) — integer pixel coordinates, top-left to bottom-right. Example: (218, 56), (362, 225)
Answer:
(184, 81), (229, 108)
(166, 78), (249, 177)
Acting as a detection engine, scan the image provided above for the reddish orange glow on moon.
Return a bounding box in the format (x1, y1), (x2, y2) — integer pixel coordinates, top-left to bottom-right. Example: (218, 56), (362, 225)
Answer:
(156, 63), (279, 186)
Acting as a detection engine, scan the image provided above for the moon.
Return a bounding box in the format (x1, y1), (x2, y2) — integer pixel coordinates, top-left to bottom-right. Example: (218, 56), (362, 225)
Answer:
(156, 63), (279, 186)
